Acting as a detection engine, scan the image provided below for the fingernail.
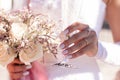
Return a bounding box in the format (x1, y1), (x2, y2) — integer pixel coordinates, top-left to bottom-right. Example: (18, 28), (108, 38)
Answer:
(63, 29), (69, 35)
(26, 65), (32, 69)
(23, 71), (29, 76)
(63, 50), (68, 55)
(60, 44), (65, 49)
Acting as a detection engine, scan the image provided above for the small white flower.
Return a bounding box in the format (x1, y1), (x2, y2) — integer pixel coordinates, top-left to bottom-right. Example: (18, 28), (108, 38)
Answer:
(0, 10), (57, 66)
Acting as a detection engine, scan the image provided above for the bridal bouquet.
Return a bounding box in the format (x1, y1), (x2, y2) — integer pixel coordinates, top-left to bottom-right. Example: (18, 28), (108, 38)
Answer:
(0, 10), (59, 66)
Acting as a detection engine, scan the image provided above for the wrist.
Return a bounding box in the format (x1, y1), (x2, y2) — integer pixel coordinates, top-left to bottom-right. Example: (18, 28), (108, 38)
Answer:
(95, 41), (107, 59)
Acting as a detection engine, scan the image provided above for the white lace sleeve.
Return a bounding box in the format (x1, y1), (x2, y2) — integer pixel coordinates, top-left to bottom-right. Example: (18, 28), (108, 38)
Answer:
(96, 41), (120, 65)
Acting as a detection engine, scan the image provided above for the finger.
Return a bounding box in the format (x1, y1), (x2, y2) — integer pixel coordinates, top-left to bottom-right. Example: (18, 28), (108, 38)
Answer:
(59, 23), (89, 43)
(70, 44), (93, 58)
(62, 32), (95, 55)
(66, 31), (97, 58)
(75, 43), (97, 57)
(71, 38), (98, 58)
(85, 30), (98, 45)
(7, 64), (32, 73)
(62, 39), (87, 55)
(71, 49), (85, 58)
(7, 64), (25, 73)
(61, 22), (89, 35)
(60, 29), (90, 49)
(12, 58), (24, 65)
(10, 71), (29, 80)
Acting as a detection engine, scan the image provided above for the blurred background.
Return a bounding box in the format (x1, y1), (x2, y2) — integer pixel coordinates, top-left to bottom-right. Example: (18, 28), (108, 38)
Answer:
(0, 0), (120, 80)
(98, 21), (120, 80)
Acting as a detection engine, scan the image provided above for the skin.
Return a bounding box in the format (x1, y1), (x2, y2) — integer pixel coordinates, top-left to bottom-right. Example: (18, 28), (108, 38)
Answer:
(7, 58), (31, 80)
(7, 0), (120, 79)
(105, 0), (120, 42)
(60, 0), (120, 58)
(104, 0), (120, 79)
(115, 71), (120, 80)
(59, 22), (98, 58)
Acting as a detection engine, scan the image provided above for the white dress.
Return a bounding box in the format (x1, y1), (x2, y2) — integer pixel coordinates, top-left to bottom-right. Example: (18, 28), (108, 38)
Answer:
(29, 0), (106, 80)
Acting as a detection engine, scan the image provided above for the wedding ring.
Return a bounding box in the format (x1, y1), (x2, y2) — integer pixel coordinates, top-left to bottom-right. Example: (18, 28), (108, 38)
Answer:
(84, 39), (88, 45)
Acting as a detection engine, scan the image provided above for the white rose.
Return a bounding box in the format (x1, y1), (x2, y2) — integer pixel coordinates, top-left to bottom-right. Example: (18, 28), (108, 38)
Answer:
(10, 23), (27, 40)
(19, 40), (43, 65)
(0, 42), (16, 66)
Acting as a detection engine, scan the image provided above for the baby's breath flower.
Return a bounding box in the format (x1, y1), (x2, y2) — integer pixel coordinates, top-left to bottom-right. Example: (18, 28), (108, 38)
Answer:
(0, 9), (59, 66)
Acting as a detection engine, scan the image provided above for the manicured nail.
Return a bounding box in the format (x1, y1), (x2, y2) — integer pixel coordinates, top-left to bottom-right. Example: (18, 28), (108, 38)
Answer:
(60, 44), (65, 49)
(26, 65), (32, 69)
(63, 29), (69, 35)
(23, 71), (29, 76)
(63, 50), (68, 55)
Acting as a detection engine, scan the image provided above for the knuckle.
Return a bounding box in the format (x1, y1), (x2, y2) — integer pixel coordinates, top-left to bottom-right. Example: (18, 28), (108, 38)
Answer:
(91, 30), (97, 37)
(89, 31), (97, 42)
(74, 22), (80, 26)
(68, 46), (77, 54)
(72, 33), (82, 41)
(73, 34), (79, 40)
(78, 41), (84, 47)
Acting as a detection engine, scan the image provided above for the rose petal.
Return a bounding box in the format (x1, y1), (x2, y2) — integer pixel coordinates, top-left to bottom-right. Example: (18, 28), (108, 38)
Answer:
(19, 40), (43, 65)
(0, 42), (16, 66)
(10, 23), (27, 40)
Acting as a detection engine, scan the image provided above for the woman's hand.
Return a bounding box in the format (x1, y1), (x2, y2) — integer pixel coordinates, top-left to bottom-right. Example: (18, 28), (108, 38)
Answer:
(59, 22), (98, 58)
(7, 58), (32, 80)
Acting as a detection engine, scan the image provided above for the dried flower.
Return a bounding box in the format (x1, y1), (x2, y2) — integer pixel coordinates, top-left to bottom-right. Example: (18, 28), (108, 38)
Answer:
(0, 9), (60, 66)
(0, 42), (16, 66)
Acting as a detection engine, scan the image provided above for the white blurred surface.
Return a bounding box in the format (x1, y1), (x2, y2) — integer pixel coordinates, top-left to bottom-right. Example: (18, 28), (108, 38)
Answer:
(98, 29), (120, 80)
(0, 65), (9, 80)
(0, 0), (12, 10)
